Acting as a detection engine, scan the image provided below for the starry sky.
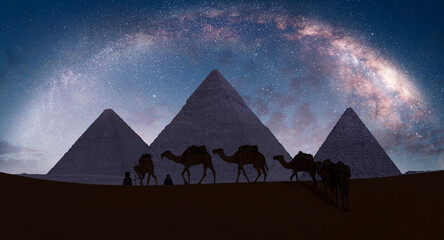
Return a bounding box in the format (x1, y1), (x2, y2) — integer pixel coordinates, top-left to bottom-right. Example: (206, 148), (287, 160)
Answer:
(0, 0), (443, 174)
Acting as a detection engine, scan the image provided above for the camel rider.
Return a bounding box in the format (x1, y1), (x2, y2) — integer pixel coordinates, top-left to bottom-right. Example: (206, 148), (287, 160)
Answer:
(164, 174), (173, 185)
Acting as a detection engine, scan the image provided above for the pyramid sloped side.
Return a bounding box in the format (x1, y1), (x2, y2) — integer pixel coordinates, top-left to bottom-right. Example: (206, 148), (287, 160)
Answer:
(48, 110), (150, 176)
(314, 109), (401, 178)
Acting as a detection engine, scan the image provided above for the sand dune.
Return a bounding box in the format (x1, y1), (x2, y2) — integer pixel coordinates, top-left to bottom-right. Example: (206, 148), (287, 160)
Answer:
(1, 171), (443, 239)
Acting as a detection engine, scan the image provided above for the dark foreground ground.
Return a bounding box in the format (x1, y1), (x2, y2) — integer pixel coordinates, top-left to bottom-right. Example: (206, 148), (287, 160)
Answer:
(1, 171), (444, 240)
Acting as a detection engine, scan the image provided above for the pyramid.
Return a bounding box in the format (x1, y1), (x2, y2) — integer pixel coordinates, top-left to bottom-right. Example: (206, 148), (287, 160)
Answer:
(149, 69), (292, 183)
(48, 109), (150, 176)
(314, 107), (401, 178)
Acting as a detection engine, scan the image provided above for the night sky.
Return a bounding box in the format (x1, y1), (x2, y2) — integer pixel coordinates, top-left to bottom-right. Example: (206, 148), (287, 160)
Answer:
(0, 0), (443, 174)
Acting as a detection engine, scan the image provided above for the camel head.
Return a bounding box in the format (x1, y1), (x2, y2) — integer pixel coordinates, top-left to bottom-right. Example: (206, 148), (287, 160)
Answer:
(160, 151), (171, 159)
(322, 159), (332, 166)
(321, 159), (335, 172)
(273, 155), (284, 161)
(212, 148), (224, 155)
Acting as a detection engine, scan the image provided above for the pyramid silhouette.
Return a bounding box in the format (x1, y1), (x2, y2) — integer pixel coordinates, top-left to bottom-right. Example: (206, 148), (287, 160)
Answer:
(314, 107), (401, 178)
(48, 109), (150, 176)
(149, 69), (292, 183)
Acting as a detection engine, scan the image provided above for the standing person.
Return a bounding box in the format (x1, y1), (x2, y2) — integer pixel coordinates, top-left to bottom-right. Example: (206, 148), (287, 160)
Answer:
(164, 174), (173, 185)
(122, 171), (132, 186)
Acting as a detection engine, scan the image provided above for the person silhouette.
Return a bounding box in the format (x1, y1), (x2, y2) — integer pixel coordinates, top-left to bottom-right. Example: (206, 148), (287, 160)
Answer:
(122, 171), (132, 186)
(164, 174), (173, 185)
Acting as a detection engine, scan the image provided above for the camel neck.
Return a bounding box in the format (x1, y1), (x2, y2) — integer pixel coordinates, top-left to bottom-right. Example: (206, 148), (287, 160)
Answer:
(277, 157), (292, 169)
(215, 151), (236, 163)
(165, 152), (182, 164)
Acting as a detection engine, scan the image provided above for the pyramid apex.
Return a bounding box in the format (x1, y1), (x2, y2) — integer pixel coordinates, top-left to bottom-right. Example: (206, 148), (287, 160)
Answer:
(344, 107), (355, 113)
(100, 109), (118, 117)
(342, 107), (360, 119)
(205, 69), (224, 81)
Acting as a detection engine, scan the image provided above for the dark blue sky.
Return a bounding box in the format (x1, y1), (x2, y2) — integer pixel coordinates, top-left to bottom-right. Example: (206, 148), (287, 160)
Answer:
(0, 0), (443, 174)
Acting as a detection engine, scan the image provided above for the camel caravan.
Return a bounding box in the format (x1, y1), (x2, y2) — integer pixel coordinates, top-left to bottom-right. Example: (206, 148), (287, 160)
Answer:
(132, 144), (351, 211)
(273, 152), (351, 211)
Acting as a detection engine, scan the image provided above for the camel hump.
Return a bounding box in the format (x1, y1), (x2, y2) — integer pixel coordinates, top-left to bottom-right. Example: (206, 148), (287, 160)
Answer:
(336, 161), (351, 175)
(138, 153), (152, 163)
(296, 151), (313, 159)
(186, 145), (208, 154)
(238, 145), (258, 153)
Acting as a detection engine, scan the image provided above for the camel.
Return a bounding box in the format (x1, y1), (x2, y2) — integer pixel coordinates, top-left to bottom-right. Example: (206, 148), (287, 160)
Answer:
(317, 159), (351, 211)
(273, 151), (317, 191)
(212, 145), (268, 183)
(160, 145), (216, 185)
(333, 161), (351, 211)
(316, 159), (334, 195)
(133, 153), (158, 186)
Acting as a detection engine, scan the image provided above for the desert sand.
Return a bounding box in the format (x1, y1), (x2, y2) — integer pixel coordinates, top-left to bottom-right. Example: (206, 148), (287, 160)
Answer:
(1, 171), (443, 240)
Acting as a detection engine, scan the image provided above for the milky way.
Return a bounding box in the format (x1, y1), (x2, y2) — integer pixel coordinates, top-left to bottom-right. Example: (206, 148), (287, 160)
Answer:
(1, 2), (442, 173)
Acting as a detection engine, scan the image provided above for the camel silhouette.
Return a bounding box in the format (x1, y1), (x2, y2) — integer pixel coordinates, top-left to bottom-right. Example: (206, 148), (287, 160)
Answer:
(317, 159), (351, 211)
(134, 154), (158, 186)
(273, 151), (317, 191)
(212, 145), (268, 183)
(161, 145), (216, 185)
(334, 161), (351, 211)
(316, 159), (334, 195)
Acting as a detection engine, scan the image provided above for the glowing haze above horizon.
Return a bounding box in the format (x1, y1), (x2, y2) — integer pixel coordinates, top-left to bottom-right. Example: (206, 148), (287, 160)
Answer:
(0, 0), (443, 174)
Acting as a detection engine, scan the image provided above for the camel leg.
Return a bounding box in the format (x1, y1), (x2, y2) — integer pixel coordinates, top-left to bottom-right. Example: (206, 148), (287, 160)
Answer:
(341, 187), (346, 211)
(186, 168), (191, 184)
(152, 173), (158, 186)
(261, 165), (267, 183)
(236, 166), (241, 183)
(338, 181), (343, 210)
(198, 166), (207, 184)
(136, 173), (142, 186)
(345, 179), (350, 211)
(209, 165), (216, 184)
(140, 173), (145, 186)
(147, 174), (151, 186)
(253, 165), (262, 183)
(295, 171), (299, 182)
(334, 186), (339, 208)
(181, 168), (188, 184)
(322, 179), (328, 195)
(240, 166), (250, 183)
(289, 172), (296, 182)
(341, 178), (349, 211)
(311, 171), (317, 192)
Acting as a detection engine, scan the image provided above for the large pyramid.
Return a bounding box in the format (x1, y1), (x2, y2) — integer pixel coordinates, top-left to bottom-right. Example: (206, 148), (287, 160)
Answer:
(48, 109), (150, 176)
(314, 107), (401, 178)
(149, 69), (292, 183)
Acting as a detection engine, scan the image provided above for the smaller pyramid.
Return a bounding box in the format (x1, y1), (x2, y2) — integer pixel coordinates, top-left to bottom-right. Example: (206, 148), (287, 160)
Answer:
(48, 109), (150, 176)
(314, 108), (401, 178)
